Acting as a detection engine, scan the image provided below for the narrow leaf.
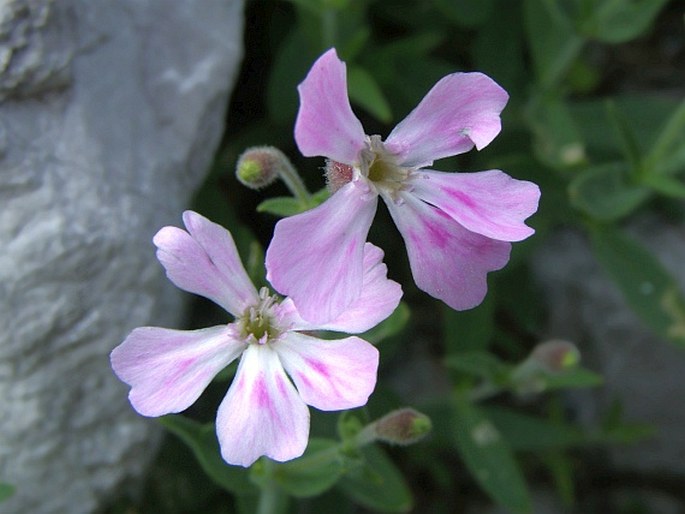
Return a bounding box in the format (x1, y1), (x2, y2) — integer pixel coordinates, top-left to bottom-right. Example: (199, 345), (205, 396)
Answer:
(347, 66), (392, 123)
(158, 416), (257, 495)
(337, 445), (413, 512)
(590, 225), (685, 346)
(257, 197), (309, 217)
(272, 439), (346, 498)
(485, 407), (586, 451)
(453, 397), (531, 514)
(568, 162), (651, 221)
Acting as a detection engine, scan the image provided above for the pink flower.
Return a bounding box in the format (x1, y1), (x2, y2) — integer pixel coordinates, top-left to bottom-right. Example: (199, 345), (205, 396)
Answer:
(110, 211), (401, 467)
(266, 49), (540, 323)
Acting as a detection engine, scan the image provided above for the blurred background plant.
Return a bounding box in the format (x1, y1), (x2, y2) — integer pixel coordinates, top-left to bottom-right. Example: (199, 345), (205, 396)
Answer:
(102, 0), (685, 512)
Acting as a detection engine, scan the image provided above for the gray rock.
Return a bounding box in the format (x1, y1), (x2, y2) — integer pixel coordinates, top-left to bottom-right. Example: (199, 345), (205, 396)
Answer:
(532, 217), (685, 477)
(0, 1), (244, 513)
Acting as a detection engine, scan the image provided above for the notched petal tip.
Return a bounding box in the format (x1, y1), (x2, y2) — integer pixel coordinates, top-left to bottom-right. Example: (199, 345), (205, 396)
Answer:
(386, 71), (509, 168)
(294, 48), (366, 165)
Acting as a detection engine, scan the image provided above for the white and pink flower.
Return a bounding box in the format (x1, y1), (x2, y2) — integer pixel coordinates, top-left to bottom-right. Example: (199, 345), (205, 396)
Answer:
(266, 48), (540, 323)
(110, 210), (401, 467)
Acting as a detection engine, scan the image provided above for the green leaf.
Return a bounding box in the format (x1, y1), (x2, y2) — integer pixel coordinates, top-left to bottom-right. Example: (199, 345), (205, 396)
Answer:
(0, 483), (15, 503)
(337, 445), (413, 512)
(543, 451), (576, 507)
(485, 407), (586, 451)
(360, 302), (410, 344)
(347, 66), (392, 123)
(642, 174), (685, 199)
(267, 30), (317, 126)
(452, 397), (531, 513)
(432, 0), (493, 27)
(583, 0), (670, 44)
(568, 162), (651, 221)
(257, 196), (310, 217)
(526, 94), (586, 169)
(444, 351), (510, 384)
(158, 416), (257, 496)
(524, 0), (584, 89)
(270, 439), (347, 498)
(442, 294), (495, 353)
(590, 225), (685, 346)
(644, 99), (685, 173)
(605, 99), (642, 170)
(536, 367), (604, 390)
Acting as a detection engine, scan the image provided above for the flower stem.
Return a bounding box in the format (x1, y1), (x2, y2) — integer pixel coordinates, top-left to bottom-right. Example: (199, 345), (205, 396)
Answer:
(278, 154), (312, 205)
(256, 460), (285, 514)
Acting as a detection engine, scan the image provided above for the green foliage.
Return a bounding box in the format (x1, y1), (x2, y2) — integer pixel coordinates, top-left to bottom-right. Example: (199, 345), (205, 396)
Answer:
(590, 225), (685, 346)
(158, 416), (257, 496)
(452, 397), (531, 514)
(336, 445), (413, 512)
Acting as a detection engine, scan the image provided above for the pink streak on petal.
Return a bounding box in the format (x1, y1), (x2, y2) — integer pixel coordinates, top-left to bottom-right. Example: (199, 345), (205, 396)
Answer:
(385, 72), (508, 168)
(276, 332), (379, 411)
(110, 325), (245, 417)
(154, 211), (259, 317)
(265, 180), (378, 324)
(295, 48), (366, 164)
(410, 169), (540, 242)
(384, 192), (511, 311)
(216, 345), (310, 467)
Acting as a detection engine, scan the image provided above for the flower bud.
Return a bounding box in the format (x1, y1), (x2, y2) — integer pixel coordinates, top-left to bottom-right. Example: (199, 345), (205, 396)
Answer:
(235, 146), (288, 189)
(511, 339), (581, 396)
(528, 339), (580, 373)
(361, 408), (432, 446)
(324, 159), (354, 193)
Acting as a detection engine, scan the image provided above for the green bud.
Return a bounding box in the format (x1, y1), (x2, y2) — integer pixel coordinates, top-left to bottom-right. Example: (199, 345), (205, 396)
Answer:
(235, 146), (287, 189)
(358, 408), (432, 447)
(529, 339), (580, 373)
(511, 339), (581, 395)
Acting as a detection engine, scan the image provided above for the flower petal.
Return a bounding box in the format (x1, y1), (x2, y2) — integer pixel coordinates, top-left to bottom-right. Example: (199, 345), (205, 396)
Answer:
(110, 325), (244, 417)
(280, 243), (403, 334)
(384, 192), (511, 310)
(276, 332), (379, 411)
(385, 72), (508, 168)
(153, 211), (259, 317)
(295, 48), (367, 164)
(216, 344), (310, 467)
(265, 180), (378, 324)
(409, 169), (540, 242)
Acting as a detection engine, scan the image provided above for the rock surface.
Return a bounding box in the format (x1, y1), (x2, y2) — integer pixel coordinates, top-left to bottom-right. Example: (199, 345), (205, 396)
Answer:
(0, 1), (244, 512)
(532, 217), (685, 477)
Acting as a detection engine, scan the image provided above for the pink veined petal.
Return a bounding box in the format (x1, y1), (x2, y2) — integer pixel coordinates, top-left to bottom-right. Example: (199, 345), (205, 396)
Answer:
(216, 344), (310, 467)
(280, 243), (403, 334)
(384, 192), (511, 311)
(265, 180), (378, 324)
(295, 48), (367, 164)
(409, 169), (540, 242)
(153, 211), (259, 317)
(385, 72), (509, 168)
(276, 332), (379, 411)
(110, 325), (245, 417)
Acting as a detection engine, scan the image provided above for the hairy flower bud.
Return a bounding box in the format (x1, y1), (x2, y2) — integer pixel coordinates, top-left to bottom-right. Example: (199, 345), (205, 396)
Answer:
(235, 146), (287, 189)
(324, 159), (354, 193)
(359, 408), (432, 446)
(528, 339), (580, 373)
(511, 339), (581, 396)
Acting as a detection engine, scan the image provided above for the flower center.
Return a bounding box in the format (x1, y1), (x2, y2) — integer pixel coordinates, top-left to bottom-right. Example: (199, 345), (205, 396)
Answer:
(237, 287), (282, 345)
(360, 135), (411, 197)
